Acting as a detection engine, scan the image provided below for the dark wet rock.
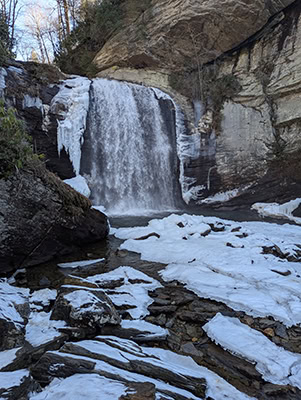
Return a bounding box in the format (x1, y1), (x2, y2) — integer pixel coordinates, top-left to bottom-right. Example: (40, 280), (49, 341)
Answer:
(39, 276), (51, 287)
(209, 223), (225, 232)
(292, 204), (301, 217)
(119, 382), (156, 400)
(0, 320), (25, 352)
(50, 286), (120, 335)
(236, 232), (249, 238)
(31, 351), (96, 384)
(151, 298), (171, 306)
(148, 305), (178, 315)
(201, 228), (211, 237)
(262, 383), (299, 398)
(156, 314), (167, 326)
(231, 227), (242, 232)
(199, 341), (264, 395)
(0, 168), (109, 275)
(134, 232), (160, 240)
(262, 245), (288, 259)
(181, 342), (204, 358)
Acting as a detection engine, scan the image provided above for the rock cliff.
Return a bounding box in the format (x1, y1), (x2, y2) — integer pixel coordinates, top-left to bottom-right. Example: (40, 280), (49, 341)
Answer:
(94, 0), (301, 205)
(93, 0), (296, 72)
(1, 63), (75, 180)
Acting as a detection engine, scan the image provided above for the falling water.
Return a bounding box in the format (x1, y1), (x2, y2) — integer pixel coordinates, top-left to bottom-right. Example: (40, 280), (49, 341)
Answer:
(81, 78), (179, 215)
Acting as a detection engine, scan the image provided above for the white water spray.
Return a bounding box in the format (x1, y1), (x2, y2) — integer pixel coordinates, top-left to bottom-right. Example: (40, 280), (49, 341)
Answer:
(84, 78), (178, 214)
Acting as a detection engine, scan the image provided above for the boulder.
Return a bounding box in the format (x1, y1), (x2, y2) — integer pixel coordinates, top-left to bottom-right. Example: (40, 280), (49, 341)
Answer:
(50, 286), (120, 335)
(0, 166), (109, 275)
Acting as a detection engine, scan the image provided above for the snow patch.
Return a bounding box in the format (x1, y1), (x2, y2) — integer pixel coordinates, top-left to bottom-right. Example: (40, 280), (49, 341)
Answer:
(22, 95), (43, 111)
(64, 175), (91, 198)
(25, 311), (65, 347)
(92, 205), (106, 214)
(0, 347), (21, 370)
(58, 258), (104, 269)
(8, 66), (24, 74)
(200, 187), (243, 204)
(86, 266), (162, 319)
(0, 369), (29, 390)
(0, 279), (29, 326)
(121, 319), (168, 339)
(204, 313), (301, 389)
(29, 374), (127, 400)
(30, 289), (57, 311)
(115, 213), (301, 326)
(252, 198), (301, 224)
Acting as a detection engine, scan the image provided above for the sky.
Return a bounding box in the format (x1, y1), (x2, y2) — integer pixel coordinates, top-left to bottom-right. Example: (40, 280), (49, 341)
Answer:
(15, 0), (57, 60)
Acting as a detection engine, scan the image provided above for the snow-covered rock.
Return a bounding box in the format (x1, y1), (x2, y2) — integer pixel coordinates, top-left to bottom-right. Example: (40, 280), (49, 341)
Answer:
(50, 286), (120, 335)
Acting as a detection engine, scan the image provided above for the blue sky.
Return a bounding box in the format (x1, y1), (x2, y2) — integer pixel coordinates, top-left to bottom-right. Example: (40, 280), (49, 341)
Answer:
(16, 0), (56, 60)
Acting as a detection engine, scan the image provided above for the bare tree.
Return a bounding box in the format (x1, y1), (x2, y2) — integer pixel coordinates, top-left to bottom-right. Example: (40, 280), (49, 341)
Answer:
(67, 0), (81, 28)
(56, 0), (71, 38)
(0, 0), (23, 52)
(25, 5), (54, 63)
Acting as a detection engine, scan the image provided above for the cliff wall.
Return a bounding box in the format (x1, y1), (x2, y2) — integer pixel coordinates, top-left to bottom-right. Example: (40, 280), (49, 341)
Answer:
(94, 0), (301, 204)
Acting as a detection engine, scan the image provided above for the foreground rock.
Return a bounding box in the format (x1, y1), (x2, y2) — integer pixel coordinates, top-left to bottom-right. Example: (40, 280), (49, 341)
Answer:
(51, 286), (120, 336)
(0, 166), (109, 275)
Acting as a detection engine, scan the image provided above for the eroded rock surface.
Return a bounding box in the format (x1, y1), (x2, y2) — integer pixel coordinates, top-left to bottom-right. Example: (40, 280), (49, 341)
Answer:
(0, 167), (109, 275)
(96, 1), (301, 205)
(94, 0), (295, 71)
(51, 286), (120, 335)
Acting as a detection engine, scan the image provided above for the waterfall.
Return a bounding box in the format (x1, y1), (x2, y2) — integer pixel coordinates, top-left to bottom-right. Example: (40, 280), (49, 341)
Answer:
(81, 78), (179, 215)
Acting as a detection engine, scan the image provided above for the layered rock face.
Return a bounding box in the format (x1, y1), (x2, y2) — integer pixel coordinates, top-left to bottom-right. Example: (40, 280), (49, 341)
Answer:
(96, 0), (301, 204)
(215, 1), (301, 191)
(0, 166), (109, 275)
(93, 0), (295, 71)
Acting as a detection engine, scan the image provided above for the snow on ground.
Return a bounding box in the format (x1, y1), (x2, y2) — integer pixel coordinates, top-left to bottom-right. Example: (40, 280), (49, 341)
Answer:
(0, 347), (21, 370)
(63, 175), (91, 198)
(121, 319), (168, 339)
(86, 266), (162, 319)
(115, 213), (301, 326)
(25, 311), (66, 347)
(29, 374), (128, 400)
(25, 288), (66, 347)
(0, 369), (29, 389)
(204, 313), (301, 388)
(252, 198), (301, 225)
(57, 258), (104, 269)
(0, 279), (29, 327)
(30, 289), (57, 311)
